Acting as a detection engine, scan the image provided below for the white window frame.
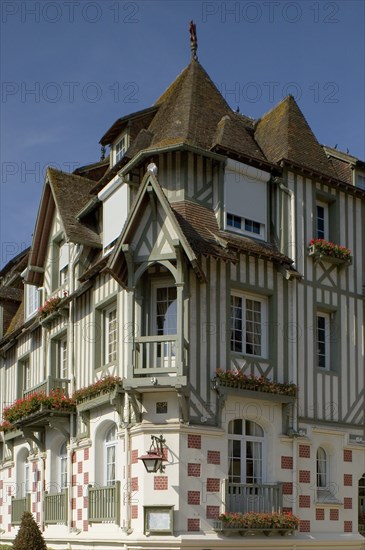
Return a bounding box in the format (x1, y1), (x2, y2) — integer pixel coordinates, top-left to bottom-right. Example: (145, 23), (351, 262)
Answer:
(317, 313), (330, 370)
(230, 293), (267, 358)
(226, 212), (265, 239)
(25, 284), (40, 319)
(316, 201), (329, 240)
(151, 282), (177, 366)
(59, 442), (67, 491)
(356, 173), (365, 190)
(316, 447), (328, 488)
(104, 304), (118, 365)
(114, 134), (128, 165)
(228, 419), (265, 484)
(105, 425), (117, 486)
(57, 337), (68, 379)
(22, 358), (31, 392)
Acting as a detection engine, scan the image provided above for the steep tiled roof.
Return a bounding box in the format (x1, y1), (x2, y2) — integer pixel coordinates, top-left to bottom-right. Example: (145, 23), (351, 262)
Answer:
(0, 287), (23, 302)
(255, 96), (337, 179)
(212, 113), (267, 163)
(172, 201), (293, 266)
(74, 158), (110, 182)
(328, 157), (353, 185)
(3, 301), (24, 338)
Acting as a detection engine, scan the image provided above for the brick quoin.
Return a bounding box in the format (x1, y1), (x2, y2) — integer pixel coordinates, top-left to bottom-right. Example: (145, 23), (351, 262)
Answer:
(316, 508), (325, 520)
(36, 512), (40, 524)
(281, 456), (293, 469)
(0, 480), (3, 489)
(131, 505), (138, 519)
(72, 498), (76, 510)
(83, 496), (88, 509)
(84, 472), (89, 485)
(187, 518), (200, 531)
(206, 505), (220, 519)
(131, 477), (138, 492)
(154, 476), (168, 490)
(207, 450), (220, 464)
(32, 462), (37, 472)
(72, 474), (77, 486)
(32, 502), (36, 513)
(298, 444), (310, 458)
(344, 497), (352, 509)
(343, 449), (352, 462)
(299, 495), (310, 508)
(7, 524), (11, 532)
(299, 470), (310, 483)
(206, 478), (220, 492)
(282, 482), (293, 495)
(299, 520), (310, 532)
(131, 449), (139, 464)
(188, 434), (201, 449)
(187, 491), (200, 505)
(84, 448), (89, 461)
(77, 508), (82, 521)
(8, 468), (12, 478)
(83, 520), (88, 532)
(72, 452), (76, 464)
(77, 485), (83, 497)
(344, 474), (352, 486)
(187, 463), (201, 477)
(330, 508), (339, 520)
(344, 521), (352, 533)
(78, 461), (83, 474)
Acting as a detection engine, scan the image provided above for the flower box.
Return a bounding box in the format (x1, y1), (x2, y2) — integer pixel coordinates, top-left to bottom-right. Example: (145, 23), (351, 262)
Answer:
(3, 389), (75, 426)
(308, 240), (352, 266)
(74, 376), (123, 412)
(213, 371), (297, 398)
(214, 512), (299, 537)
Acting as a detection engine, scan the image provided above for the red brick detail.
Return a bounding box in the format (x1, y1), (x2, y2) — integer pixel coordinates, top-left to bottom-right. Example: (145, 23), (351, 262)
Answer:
(344, 497), (352, 509)
(281, 456), (293, 469)
(37, 471), (41, 482)
(8, 505), (11, 514)
(32, 482), (37, 492)
(344, 521), (352, 533)
(131, 477), (138, 492)
(83, 520), (88, 532)
(207, 450), (220, 465)
(299, 520), (310, 532)
(84, 472), (89, 485)
(72, 452), (76, 463)
(187, 463), (201, 477)
(187, 491), (200, 505)
(187, 518), (200, 531)
(343, 449), (352, 462)
(77, 485), (83, 497)
(7, 486), (12, 496)
(32, 502), (36, 513)
(71, 520), (76, 528)
(154, 476), (168, 490)
(37, 491), (41, 503)
(72, 474), (77, 486)
(131, 449), (139, 464)
(77, 508), (82, 521)
(8, 468), (12, 478)
(299, 444), (310, 458)
(72, 498), (76, 510)
(162, 447), (169, 461)
(188, 434), (201, 449)
(206, 478), (220, 492)
(77, 461), (83, 474)
(83, 497), (88, 509)
(8, 523), (11, 532)
(84, 448), (89, 461)
(0, 515), (2, 523)
(316, 508), (325, 520)
(344, 474), (352, 486)
(32, 462), (37, 472)
(282, 507), (292, 514)
(0, 480), (3, 489)
(282, 482), (293, 495)
(330, 508), (339, 521)
(131, 505), (138, 519)
(0, 498), (2, 506)
(206, 505), (220, 519)
(299, 470), (310, 483)
(299, 495), (310, 508)
(36, 512), (40, 524)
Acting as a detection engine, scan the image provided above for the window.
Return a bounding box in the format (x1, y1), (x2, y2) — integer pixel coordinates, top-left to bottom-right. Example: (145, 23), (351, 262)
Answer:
(99, 180), (128, 253)
(316, 201), (328, 240)
(316, 447), (328, 488)
(105, 425), (117, 486)
(317, 313), (330, 370)
(25, 284), (40, 319)
(226, 213), (263, 237)
(60, 442), (67, 491)
(357, 174), (365, 190)
(57, 337), (68, 379)
(228, 419), (264, 484)
(20, 358), (31, 393)
(51, 240), (69, 290)
(154, 285), (177, 364)
(115, 135), (128, 164)
(104, 305), (118, 364)
(231, 295), (266, 357)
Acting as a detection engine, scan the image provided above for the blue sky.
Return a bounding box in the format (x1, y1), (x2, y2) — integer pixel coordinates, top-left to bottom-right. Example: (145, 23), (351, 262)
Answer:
(1, 0), (364, 268)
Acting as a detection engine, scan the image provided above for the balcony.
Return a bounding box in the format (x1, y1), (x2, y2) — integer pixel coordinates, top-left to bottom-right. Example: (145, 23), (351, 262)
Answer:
(227, 482), (283, 514)
(11, 495), (30, 524)
(45, 490), (67, 524)
(23, 375), (70, 399)
(88, 483), (120, 523)
(134, 335), (177, 375)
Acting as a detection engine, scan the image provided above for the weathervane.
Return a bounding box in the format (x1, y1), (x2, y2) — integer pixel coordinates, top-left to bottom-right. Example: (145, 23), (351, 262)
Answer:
(189, 20), (198, 60)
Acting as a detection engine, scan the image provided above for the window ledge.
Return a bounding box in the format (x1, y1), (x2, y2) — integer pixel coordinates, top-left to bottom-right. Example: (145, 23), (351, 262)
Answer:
(315, 489), (343, 506)
(308, 247), (352, 266)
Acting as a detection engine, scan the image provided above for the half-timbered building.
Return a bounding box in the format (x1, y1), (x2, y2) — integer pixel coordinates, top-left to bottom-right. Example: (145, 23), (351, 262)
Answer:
(1, 33), (364, 550)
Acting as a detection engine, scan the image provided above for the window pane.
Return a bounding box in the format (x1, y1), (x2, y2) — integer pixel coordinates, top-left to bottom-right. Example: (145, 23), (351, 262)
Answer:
(316, 447), (327, 487)
(105, 308), (117, 363)
(316, 205), (325, 239)
(156, 287), (177, 335)
(245, 300), (261, 355)
(231, 296), (243, 352)
(317, 315), (327, 369)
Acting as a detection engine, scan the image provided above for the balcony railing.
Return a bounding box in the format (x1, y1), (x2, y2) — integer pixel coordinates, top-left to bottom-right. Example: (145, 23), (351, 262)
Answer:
(23, 375), (70, 399)
(134, 335), (177, 375)
(11, 494), (30, 524)
(226, 482), (283, 514)
(88, 482), (120, 523)
(45, 490), (67, 524)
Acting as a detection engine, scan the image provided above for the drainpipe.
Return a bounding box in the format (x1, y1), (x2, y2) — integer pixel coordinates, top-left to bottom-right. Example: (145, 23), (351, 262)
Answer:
(290, 278), (299, 516)
(39, 454), (45, 529)
(279, 182), (296, 266)
(122, 395), (132, 534)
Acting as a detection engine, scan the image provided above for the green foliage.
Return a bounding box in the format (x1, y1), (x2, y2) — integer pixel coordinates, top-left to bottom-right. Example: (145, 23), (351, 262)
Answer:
(12, 511), (47, 550)
(0, 545), (13, 549)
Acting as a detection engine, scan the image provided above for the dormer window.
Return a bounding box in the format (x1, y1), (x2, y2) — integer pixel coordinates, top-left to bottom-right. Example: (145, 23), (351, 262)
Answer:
(25, 284), (40, 319)
(224, 159), (269, 240)
(114, 134), (128, 165)
(357, 173), (365, 191)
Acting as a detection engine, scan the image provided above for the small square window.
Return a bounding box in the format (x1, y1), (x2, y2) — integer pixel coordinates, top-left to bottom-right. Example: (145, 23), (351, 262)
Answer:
(115, 135), (128, 164)
(156, 402), (168, 414)
(227, 213), (241, 229)
(244, 218), (261, 234)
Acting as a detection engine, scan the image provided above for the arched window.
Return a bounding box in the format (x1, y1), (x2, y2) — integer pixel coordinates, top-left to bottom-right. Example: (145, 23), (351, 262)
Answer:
(105, 425), (117, 486)
(228, 419), (264, 484)
(316, 447), (327, 488)
(59, 442), (67, 491)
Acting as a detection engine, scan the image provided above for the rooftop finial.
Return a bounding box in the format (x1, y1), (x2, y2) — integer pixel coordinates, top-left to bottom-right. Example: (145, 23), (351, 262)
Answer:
(189, 20), (198, 61)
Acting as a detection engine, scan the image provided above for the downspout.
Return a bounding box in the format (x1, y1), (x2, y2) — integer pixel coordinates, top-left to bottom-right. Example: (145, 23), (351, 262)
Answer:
(279, 182), (296, 266)
(39, 454), (45, 529)
(123, 403), (132, 534)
